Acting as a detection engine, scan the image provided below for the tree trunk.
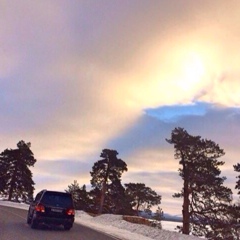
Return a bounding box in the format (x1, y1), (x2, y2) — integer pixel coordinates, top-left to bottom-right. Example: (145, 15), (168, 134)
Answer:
(8, 168), (17, 201)
(99, 158), (111, 214)
(182, 178), (190, 234)
(99, 181), (106, 214)
(182, 153), (190, 235)
(136, 201), (140, 216)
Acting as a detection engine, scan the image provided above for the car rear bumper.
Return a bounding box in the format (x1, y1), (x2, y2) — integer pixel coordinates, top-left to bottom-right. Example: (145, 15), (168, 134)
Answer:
(34, 213), (74, 225)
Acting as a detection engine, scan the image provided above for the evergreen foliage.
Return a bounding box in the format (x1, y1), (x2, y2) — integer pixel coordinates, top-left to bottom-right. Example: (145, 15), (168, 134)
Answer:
(64, 149), (162, 216)
(124, 183), (161, 215)
(153, 206), (163, 221)
(104, 179), (132, 214)
(234, 163), (240, 195)
(65, 180), (90, 210)
(90, 149), (128, 213)
(167, 127), (233, 239)
(0, 140), (36, 202)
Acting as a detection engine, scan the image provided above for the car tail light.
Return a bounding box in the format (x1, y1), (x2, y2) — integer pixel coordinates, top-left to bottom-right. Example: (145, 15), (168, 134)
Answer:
(66, 209), (75, 216)
(35, 204), (45, 212)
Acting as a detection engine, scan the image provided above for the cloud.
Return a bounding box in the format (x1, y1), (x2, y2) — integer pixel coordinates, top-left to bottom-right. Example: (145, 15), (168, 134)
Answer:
(32, 159), (92, 192)
(102, 104), (240, 202)
(0, 0), (240, 214)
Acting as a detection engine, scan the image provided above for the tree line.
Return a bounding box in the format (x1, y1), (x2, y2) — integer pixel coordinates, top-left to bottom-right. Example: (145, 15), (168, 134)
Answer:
(65, 128), (240, 239)
(0, 128), (240, 239)
(65, 148), (162, 217)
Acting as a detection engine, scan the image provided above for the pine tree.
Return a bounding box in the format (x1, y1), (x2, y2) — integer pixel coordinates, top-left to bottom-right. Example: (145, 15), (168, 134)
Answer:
(106, 179), (132, 214)
(231, 164), (240, 237)
(153, 206), (163, 221)
(167, 127), (233, 239)
(90, 149), (127, 213)
(66, 180), (90, 210)
(124, 183), (161, 215)
(66, 180), (81, 209)
(0, 153), (9, 193)
(0, 140), (36, 201)
(234, 163), (240, 195)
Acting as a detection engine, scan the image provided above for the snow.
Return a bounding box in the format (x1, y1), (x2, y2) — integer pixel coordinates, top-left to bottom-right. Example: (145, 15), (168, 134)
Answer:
(0, 200), (203, 240)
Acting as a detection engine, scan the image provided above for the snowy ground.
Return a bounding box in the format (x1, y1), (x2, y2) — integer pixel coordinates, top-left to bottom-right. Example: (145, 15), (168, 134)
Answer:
(0, 200), (203, 240)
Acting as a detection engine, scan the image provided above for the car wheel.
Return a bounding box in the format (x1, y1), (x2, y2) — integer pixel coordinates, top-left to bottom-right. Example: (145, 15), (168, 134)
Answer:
(27, 211), (32, 224)
(64, 224), (72, 230)
(31, 217), (38, 229)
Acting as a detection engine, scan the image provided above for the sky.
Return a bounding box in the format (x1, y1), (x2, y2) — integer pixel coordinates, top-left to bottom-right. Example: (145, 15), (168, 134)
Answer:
(1, 0), (240, 215)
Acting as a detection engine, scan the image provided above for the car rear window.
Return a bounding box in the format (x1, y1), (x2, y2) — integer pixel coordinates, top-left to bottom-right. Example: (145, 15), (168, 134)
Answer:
(41, 192), (73, 208)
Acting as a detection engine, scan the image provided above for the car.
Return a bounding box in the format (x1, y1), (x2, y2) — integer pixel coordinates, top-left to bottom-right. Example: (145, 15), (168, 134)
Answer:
(27, 189), (75, 230)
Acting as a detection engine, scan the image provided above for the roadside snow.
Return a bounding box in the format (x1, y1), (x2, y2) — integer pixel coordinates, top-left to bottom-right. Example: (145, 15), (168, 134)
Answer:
(75, 211), (202, 240)
(0, 200), (203, 240)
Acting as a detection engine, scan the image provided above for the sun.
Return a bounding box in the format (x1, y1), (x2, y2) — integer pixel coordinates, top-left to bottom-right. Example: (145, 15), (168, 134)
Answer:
(181, 52), (205, 90)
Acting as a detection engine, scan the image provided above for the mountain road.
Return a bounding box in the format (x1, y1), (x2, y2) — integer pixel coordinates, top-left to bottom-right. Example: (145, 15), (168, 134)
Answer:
(0, 205), (120, 240)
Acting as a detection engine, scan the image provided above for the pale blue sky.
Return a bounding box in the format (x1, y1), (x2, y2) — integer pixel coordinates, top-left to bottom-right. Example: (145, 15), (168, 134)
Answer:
(145, 102), (209, 122)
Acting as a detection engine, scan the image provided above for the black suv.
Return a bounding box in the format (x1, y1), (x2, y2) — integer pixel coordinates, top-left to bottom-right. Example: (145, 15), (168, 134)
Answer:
(27, 190), (75, 230)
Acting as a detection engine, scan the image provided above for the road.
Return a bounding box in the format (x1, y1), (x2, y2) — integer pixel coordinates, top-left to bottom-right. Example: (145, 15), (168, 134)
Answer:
(0, 205), (120, 240)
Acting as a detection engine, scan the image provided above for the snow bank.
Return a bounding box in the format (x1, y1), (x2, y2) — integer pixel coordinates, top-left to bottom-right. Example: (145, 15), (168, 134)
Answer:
(0, 201), (204, 240)
(75, 212), (203, 240)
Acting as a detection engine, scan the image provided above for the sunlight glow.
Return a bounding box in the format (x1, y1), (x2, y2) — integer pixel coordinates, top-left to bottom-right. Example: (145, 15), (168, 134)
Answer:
(181, 52), (205, 90)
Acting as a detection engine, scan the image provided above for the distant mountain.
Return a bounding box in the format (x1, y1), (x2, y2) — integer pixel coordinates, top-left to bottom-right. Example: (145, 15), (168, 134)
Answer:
(162, 213), (182, 222)
(138, 211), (182, 222)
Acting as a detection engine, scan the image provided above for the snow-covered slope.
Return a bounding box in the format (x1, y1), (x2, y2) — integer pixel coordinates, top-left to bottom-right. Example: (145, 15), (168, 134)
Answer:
(0, 200), (203, 240)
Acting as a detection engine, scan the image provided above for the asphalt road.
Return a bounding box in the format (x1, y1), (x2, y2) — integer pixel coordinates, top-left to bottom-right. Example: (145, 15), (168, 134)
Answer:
(0, 205), (120, 240)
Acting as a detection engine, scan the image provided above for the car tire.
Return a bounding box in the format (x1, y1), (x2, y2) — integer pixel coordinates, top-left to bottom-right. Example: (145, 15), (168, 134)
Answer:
(27, 211), (32, 224)
(31, 217), (38, 229)
(64, 224), (72, 230)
